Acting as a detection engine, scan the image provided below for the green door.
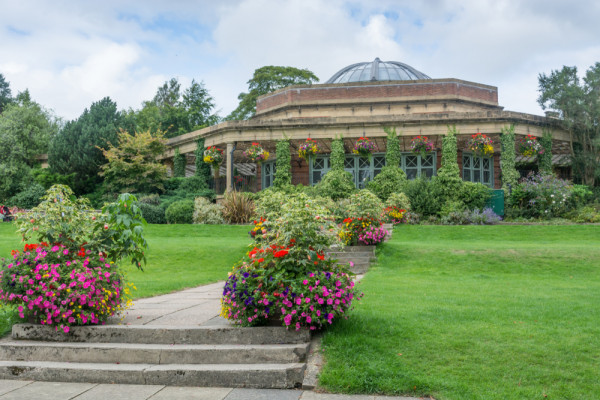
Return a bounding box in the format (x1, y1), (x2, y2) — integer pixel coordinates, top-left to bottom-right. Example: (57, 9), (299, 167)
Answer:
(487, 189), (505, 216)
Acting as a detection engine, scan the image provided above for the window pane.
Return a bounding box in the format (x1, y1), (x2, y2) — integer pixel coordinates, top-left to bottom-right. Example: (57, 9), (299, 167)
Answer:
(358, 170), (371, 188)
(406, 168), (418, 180)
(374, 156), (386, 168)
(422, 168), (434, 178)
(463, 169), (470, 181)
(314, 158), (324, 169)
(345, 157), (354, 169)
(463, 155), (471, 168)
(358, 157), (370, 169)
(473, 172), (481, 183)
(483, 158), (490, 169)
(406, 155), (418, 168)
(313, 171), (322, 184)
(473, 157), (481, 169)
(483, 170), (490, 184)
(421, 155), (434, 167)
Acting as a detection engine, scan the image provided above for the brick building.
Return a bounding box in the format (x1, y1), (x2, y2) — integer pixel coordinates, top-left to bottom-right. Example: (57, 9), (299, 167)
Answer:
(163, 58), (571, 192)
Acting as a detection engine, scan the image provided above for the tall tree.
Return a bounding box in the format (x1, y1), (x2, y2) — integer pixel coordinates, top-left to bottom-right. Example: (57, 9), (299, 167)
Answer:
(48, 97), (123, 194)
(130, 78), (219, 138)
(0, 96), (58, 200)
(226, 66), (319, 120)
(0, 73), (13, 113)
(538, 63), (600, 186)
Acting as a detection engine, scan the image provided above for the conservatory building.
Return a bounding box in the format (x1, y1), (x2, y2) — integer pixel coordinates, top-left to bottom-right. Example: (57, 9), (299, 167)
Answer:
(163, 58), (571, 192)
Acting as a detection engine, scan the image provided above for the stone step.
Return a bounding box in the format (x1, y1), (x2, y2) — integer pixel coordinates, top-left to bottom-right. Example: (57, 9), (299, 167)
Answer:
(349, 264), (369, 274)
(327, 245), (376, 253)
(0, 360), (305, 389)
(12, 324), (310, 345)
(328, 254), (376, 262)
(0, 341), (309, 365)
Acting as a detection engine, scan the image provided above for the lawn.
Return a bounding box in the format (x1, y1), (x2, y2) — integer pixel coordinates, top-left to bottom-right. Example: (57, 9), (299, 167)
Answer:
(0, 222), (251, 335)
(319, 225), (600, 400)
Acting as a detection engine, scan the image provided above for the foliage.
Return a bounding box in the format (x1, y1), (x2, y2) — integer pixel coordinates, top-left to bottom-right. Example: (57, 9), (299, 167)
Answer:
(538, 63), (600, 186)
(410, 136), (434, 158)
(337, 190), (385, 245)
(244, 142), (270, 163)
(403, 177), (442, 217)
(317, 170), (356, 200)
(507, 172), (573, 219)
(0, 243), (132, 332)
(467, 132), (494, 156)
(298, 138), (320, 161)
(0, 73), (12, 113)
(366, 166), (407, 201)
(461, 181), (492, 210)
(330, 137), (345, 172)
(500, 125), (519, 195)
(138, 193), (160, 205)
(383, 127), (401, 167)
(539, 130), (553, 174)
(226, 66), (319, 120)
(7, 183), (46, 209)
(195, 138), (212, 182)
(273, 138), (291, 188)
(173, 148), (186, 177)
(138, 203), (166, 224)
(49, 97), (123, 195)
(343, 190), (384, 221)
(100, 129), (168, 194)
(220, 190), (255, 224)
(203, 146), (224, 167)
(352, 137), (376, 158)
(165, 199), (195, 224)
(126, 78), (219, 138)
(192, 197), (224, 224)
(569, 206), (600, 223)
(17, 185), (148, 270)
(568, 184), (593, 209)
(436, 126), (463, 203)
(31, 168), (75, 190)
(441, 207), (502, 225)
(384, 192), (411, 212)
(517, 134), (544, 157)
(0, 97), (58, 201)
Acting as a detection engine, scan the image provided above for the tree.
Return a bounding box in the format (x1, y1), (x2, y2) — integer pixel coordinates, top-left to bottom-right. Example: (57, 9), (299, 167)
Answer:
(48, 97), (123, 194)
(0, 73), (12, 113)
(538, 63), (600, 186)
(227, 66), (319, 120)
(0, 97), (58, 200)
(99, 129), (167, 193)
(130, 78), (219, 138)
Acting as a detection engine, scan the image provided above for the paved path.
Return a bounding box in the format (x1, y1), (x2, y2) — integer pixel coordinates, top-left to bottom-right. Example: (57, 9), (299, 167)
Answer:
(1, 281), (421, 400)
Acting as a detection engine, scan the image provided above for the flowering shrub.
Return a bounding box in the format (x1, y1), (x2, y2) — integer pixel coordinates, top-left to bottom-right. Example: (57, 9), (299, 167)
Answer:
(244, 142), (270, 164)
(467, 133), (494, 156)
(339, 217), (385, 245)
(0, 243), (133, 332)
(410, 136), (434, 157)
(352, 137), (376, 158)
(298, 138), (320, 161)
(517, 135), (544, 157)
(441, 208), (502, 225)
(357, 225), (389, 245)
(383, 206), (406, 225)
(248, 217), (267, 241)
(203, 146), (224, 167)
(508, 172), (573, 218)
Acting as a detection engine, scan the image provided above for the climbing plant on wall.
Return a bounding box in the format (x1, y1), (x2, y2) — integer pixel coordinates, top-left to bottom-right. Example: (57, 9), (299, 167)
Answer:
(173, 148), (186, 177)
(500, 125), (519, 194)
(273, 137), (291, 188)
(539, 130), (553, 174)
(383, 126), (401, 167)
(330, 136), (345, 172)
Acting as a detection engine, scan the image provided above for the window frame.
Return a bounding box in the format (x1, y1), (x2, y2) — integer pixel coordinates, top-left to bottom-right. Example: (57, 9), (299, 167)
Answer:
(462, 152), (494, 187)
(261, 160), (277, 189)
(400, 152), (437, 179)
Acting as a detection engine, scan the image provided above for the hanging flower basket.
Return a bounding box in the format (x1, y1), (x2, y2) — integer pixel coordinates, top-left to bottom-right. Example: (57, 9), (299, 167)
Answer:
(353, 137), (376, 158)
(467, 133), (494, 157)
(203, 146), (224, 167)
(298, 138), (320, 161)
(244, 142), (270, 164)
(517, 134), (544, 157)
(410, 136), (434, 157)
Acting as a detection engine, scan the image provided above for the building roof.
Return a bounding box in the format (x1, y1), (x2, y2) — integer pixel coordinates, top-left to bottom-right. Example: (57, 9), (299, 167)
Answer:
(325, 57), (431, 83)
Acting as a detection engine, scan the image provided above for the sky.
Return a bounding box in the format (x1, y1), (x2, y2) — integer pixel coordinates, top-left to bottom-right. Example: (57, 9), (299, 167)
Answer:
(1, 0), (599, 122)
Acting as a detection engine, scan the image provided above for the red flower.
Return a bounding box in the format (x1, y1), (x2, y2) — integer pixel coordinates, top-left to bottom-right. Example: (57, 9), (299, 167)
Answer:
(11, 249), (19, 256)
(256, 257), (265, 263)
(78, 247), (86, 257)
(273, 249), (289, 258)
(317, 253), (325, 261)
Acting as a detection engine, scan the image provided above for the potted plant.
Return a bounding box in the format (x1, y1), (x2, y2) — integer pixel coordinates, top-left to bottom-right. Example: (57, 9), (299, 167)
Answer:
(410, 136), (434, 157)
(517, 134), (544, 157)
(203, 146), (224, 167)
(244, 142), (270, 164)
(298, 138), (320, 163)
(352, 137), (376, 159)
(467, 133), (494, 157)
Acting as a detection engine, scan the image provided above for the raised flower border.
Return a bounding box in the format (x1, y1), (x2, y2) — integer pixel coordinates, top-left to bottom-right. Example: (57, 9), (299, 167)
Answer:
(467, 133), (494, 157)
(244, 142), (270, 164)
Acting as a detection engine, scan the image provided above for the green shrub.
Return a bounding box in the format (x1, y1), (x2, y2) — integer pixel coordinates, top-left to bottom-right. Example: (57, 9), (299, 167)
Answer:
(316, 170), (356, 200)
(461, 182), (492, 210)
(8, 184), (46, 209)
(366, 166), (407, 201)
(255, 190), (289, 219)
(384, 192), (411, 211)
(273, 139), (291, 188)
(31, 168), (75, 190)
(178, 175), (208, 193)
(221, 190), (255, 224)
(193, 197), (224, 224)
(383, 127), (401, 167)
(173, 148), (186, 177)
(344, 189), (384, 221)
(330, 137), (345, 172)
(138, 193), (161, 205)
(165, 199), (195, 224)
(500, 125), (519, 194)
(507, 172), (572, 219)
(569, 206), (600, 223)
(138, 203), (166, 224)
(569, 184), (593, 209)
(164, 177), (185, 192)
(403, 177), (442, 217)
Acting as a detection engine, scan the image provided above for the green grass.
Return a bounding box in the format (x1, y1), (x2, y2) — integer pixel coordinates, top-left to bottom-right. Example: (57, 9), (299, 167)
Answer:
(0, 223), (251, 335)
(319, 225), (600, 400)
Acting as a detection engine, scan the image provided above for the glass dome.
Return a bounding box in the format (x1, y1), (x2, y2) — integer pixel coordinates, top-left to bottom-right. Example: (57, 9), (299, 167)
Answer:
(326, 57), (431, 83)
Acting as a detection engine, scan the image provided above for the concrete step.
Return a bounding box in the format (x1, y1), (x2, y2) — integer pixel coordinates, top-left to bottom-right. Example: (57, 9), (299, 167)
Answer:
(349, 264), (369, 274)
(0, 341), (309, 365)
(327, 245), (376, 253)
(328, 254), (375, 262)
(12, 324), (310, 345)
(0, 360), (306, 389)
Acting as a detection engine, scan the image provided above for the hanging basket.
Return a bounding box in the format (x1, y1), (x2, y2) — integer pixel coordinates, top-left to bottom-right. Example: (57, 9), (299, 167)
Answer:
(352, 137), (376, 158)
(203, 146), (224, 167)
(410, 136), (434, 158)
(298, 138), (321, 161)
(517, 135), (544, 157)
(466, 133), (494, 157)
(244, 142), (270, 164)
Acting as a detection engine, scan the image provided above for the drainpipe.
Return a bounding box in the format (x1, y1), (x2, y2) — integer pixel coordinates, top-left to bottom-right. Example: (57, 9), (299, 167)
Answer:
(227, 142), (237, 191)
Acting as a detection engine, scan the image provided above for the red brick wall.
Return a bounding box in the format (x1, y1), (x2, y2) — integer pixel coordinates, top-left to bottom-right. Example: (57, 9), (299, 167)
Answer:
(257, 81), (498, 113)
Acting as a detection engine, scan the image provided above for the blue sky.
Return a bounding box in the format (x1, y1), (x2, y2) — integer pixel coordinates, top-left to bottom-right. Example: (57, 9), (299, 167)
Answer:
(1, 0), (599, 121)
